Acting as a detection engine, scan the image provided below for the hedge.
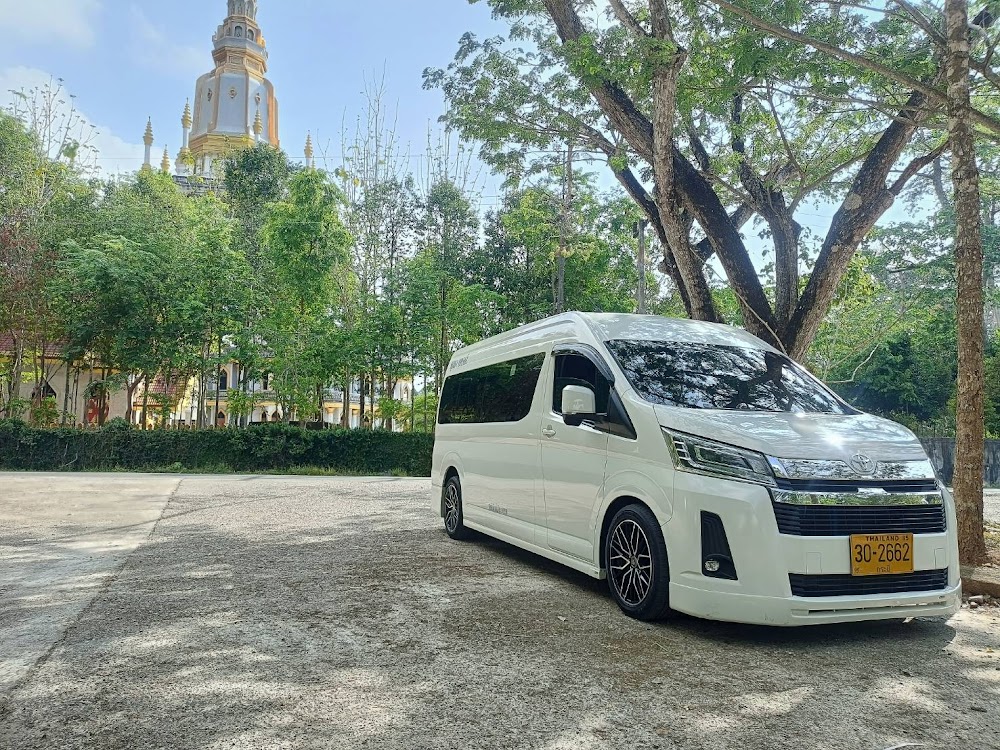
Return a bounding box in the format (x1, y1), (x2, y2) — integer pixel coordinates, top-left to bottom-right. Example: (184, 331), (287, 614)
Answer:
(0, 421), (434, 476)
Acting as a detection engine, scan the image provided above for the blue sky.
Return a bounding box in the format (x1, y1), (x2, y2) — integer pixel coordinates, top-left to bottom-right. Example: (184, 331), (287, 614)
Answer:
(1, 0), (900, 251)
(0, 0), (502, 180)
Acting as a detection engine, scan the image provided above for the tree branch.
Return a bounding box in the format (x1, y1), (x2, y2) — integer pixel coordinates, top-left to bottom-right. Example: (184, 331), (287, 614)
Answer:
(544, 0), (655, 161)
(890, 140), (949, 195)
(609, 0), (649, 38)
(786, 90), (932, 357)
(703, 0), (1000, 139)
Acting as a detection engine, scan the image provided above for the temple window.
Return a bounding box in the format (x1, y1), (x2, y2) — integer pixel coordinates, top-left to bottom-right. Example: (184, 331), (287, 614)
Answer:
(235, 25), (243, 38)
(218, 369), (229, 391)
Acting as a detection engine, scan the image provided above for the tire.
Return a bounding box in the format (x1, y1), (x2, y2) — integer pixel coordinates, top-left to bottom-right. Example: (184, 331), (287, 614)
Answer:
(605, 504), (673, 621)
(442, 475), (471, 541)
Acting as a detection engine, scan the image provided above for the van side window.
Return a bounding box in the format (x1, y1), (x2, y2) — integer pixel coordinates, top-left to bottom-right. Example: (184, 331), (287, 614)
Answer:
(439, 353), (545, 424)
(552, 354), (610, 415)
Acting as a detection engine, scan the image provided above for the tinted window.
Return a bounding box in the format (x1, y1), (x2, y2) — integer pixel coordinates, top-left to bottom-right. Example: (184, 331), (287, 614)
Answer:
(438, 354), (545, 424)
(552, 354), (610, 415)
(605, 340), (853, 414)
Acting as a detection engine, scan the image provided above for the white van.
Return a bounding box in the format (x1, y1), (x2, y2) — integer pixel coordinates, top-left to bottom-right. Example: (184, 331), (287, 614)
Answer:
(431, 313), (961, 626)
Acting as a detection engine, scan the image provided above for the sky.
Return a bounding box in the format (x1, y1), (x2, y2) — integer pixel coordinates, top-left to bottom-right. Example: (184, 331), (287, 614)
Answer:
(0, 0), (503, 183)
(0, 0), (915, 256)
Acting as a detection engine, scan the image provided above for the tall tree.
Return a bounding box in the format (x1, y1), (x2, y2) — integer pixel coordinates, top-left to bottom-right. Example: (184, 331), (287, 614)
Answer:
(426, 1), (946, 356)
(696, 0), (993, 566)
(262, 169), (353, 422)
(945, 0), (988, 564)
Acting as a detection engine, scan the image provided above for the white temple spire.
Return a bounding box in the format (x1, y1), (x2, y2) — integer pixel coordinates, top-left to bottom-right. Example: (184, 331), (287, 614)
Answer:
(142, 118), (154, 171)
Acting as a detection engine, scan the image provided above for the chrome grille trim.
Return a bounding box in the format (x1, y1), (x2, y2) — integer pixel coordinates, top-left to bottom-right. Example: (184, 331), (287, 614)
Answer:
(772, 489), (943, 507)
(767, 457), (935, 482)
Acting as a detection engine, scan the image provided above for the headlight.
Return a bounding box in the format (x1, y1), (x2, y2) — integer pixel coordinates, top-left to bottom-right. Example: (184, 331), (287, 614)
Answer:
(663, 429), (776, 487)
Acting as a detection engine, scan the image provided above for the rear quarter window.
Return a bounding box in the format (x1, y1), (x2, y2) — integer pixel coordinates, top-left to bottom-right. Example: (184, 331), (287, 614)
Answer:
(438, 353), (546, 424)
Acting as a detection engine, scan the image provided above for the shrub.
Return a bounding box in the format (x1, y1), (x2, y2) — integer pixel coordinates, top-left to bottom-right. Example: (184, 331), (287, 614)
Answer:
(0, 423), (434, 476)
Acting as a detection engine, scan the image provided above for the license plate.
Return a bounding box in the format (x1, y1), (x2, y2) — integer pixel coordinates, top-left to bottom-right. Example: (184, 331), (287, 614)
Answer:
(850, 533), (914, 576)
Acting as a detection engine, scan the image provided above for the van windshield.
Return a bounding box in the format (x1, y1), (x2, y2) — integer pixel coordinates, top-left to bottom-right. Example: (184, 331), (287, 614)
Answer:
(605, 340), (854, 414)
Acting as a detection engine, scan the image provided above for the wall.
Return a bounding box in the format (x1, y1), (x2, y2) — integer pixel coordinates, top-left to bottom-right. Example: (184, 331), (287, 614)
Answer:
(17, 361), (131, 426)
(920, 438), (1000, 486)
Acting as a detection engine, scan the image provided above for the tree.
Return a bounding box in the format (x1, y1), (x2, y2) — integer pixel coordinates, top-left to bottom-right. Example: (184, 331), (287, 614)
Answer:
(0, 111), (96, 418)
(5, 78), (99, 170)
(945, 0), (988, 563)
(695, 0), (992, 565)
(426, 1), (946, 357)
(335, 80), (421, 428)
(262, 169), (353, 422)
(222, 145), (295, 426)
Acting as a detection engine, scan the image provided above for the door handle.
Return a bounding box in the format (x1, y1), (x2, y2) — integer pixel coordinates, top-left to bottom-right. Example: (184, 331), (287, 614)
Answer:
(542, 426), (556, 438)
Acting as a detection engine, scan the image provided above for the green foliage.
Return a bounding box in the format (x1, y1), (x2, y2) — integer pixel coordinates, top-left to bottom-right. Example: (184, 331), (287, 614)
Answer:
(263, 170), (352, 309)
(0, 422), (433, 476)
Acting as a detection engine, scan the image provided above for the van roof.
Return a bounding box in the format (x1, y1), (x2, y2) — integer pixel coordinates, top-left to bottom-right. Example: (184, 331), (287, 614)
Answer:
(578, 313), (774, 350)
(450, 313), (774, 369)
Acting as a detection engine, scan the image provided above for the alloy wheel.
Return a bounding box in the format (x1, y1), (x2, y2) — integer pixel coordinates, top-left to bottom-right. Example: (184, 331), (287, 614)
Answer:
(608, 518), (653, 606)
(444, 483), (461, 533)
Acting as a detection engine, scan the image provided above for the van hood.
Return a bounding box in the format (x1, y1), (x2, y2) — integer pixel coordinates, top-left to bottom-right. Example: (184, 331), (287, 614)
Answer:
(653, 406), (927, 462)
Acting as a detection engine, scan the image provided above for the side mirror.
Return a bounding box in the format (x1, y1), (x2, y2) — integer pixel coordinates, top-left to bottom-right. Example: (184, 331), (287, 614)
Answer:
(562, 384), (602, 426)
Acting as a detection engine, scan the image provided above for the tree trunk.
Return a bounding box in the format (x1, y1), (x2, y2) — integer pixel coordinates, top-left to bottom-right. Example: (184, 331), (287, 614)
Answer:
(72, 368), (80, 425)
(342, 372), (351, 428)
(126, 377), (139, 426)
(61, 360), (72, 426)
(141, 374), (150, 430)
(946, 0), (988, 565)
(98, 368), (109, 427)
(409, 365), (415, 432)
(214, 337), (222, 429)
(422, 370), (429, 432)
(359, 375), (366, 430)
(5, 336), (24, 415)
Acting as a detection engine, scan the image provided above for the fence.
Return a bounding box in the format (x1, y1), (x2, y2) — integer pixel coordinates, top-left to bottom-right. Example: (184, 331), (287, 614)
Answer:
(920, 438), (1000, 486)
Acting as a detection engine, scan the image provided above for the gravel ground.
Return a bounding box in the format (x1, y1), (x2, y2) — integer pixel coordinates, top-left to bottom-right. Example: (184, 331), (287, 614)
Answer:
(1, 475), (998, 750)
(985, 490), (999, 526)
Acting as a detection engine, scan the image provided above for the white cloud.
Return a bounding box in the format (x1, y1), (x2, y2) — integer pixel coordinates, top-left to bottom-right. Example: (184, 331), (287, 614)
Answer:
(0, 66), (147, 176)
(0, 0), (102, 49)
(128, 5), (206, 78)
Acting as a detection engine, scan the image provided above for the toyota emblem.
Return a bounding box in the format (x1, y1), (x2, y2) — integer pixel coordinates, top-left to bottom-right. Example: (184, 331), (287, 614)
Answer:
(849, 453), (877, 475)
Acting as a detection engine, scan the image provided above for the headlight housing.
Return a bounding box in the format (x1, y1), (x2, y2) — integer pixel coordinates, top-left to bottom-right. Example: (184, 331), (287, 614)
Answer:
(663, 429), (776, 487)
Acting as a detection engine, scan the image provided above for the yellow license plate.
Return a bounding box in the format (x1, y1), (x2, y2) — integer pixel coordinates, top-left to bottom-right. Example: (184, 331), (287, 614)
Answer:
(850, 533), (915, 576)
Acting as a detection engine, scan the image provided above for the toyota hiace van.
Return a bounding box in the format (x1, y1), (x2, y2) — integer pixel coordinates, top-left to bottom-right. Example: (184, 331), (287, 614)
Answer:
(431, 313), (961, 625)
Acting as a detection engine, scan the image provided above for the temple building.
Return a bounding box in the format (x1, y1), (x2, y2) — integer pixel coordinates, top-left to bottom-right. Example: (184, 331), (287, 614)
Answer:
(123, 1), (410, 430)
(142, 0), (286, 179)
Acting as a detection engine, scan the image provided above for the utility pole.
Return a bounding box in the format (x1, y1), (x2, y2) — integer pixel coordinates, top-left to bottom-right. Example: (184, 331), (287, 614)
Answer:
(557, 142), (574, 314)
(634, 219), (649, 314)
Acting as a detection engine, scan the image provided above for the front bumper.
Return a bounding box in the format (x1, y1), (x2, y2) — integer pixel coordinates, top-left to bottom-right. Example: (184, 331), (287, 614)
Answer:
(669, 580), (962, 626)
(665, 473), (962, 626)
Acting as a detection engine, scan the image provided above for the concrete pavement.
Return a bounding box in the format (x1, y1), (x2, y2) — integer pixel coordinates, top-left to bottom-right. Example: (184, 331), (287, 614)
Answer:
(0, 474), (998, 750)
(0, 474), (179, 694)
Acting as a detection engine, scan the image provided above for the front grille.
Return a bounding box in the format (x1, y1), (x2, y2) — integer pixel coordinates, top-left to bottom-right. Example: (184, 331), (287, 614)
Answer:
(789, 569), (949, 597)
(774, 503), (946, 536)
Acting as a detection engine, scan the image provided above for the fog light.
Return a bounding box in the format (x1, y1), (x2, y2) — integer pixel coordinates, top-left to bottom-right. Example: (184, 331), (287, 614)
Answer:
(704, 559), (721, 573)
